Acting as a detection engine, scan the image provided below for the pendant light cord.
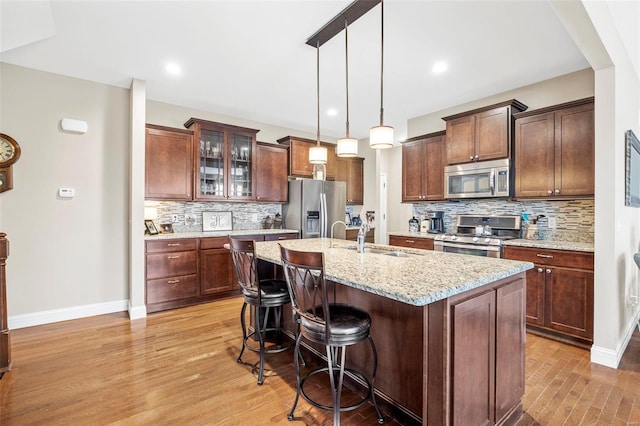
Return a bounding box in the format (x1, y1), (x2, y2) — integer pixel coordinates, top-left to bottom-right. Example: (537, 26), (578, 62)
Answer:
(316, 40), (321, 147)
(344, 19), (350, 138)
(379, 0), (385, 126)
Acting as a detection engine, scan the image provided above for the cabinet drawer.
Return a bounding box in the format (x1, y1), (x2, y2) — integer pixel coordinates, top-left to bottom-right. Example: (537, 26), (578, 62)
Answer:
(146, 239), (197, 253)
(389, 235), (434, 250)
(146, 274), (199, 304)
(200, 236), (230, 250)
(146, 251), (197, 279)
(264, 232), (298, 241)
(503, 246), (593, 270)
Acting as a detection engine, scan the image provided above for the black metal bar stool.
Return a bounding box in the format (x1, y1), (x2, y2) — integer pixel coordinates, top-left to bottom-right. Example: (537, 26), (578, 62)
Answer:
(230, 237), (296, 385)
(279, 245), (383, 425)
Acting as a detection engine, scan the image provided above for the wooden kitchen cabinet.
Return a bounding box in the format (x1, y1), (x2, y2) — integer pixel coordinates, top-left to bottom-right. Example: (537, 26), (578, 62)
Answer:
(503, 245), (594, 346)
(255, 142), (288, 202)
(185, 118), (259, 201)
(277, 136), (336, 179)
(402, 131), (445, 202)
(345, 228), (374, 243)
(442, 99), (527, 165)
(145, 239), (199, 311)
(145, 124), (194, 201)
(514, 98), (594, 198)
(200, 237), (235, 295)
(335, 156), (364, 205)
(388, 235), (434, 250)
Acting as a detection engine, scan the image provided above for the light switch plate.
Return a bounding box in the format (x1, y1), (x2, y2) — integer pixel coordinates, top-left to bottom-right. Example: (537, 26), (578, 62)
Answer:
(548, 217), (557, 229)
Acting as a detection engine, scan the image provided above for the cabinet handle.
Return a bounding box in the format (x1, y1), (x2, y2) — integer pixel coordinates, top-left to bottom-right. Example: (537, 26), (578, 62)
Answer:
(474, 155), (479, 159)
(537, 268), (543, 273)
(469, 156), (474, 160)
(555, 189), (560, 194)
(167, 279), (180, 284)
(167, 255), (181, 259)
(547, 190), (553, 195)
(167, 243), (181, 247)
(546, 269), (552, 274)
(277, 236), (288, 240)
(536, 254), (553, 259)
(405, 240), (415, 244)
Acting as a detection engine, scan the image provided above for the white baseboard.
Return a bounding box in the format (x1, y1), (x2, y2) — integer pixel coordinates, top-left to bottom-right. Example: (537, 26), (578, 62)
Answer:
(8, 299), (130, 329)
(128, 302), (147, 320)
(590, 308), (640, 369)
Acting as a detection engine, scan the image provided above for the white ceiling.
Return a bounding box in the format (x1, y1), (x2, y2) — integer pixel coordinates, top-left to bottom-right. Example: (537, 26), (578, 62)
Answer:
(0, 0), (590, 142)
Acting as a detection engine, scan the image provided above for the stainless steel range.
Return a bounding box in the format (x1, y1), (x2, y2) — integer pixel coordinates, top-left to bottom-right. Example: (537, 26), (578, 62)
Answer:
(434, 215), (521, 258)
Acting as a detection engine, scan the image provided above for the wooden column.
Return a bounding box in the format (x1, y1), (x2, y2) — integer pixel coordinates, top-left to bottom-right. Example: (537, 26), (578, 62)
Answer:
(0, 233), (11, 375)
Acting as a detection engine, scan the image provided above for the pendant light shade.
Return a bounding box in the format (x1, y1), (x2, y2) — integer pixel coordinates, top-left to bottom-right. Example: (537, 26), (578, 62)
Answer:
(309, 41), (328, 166)
(369, 124), (394, 149)
(370, 0), (394, 149)
(337, 19), (359, 158)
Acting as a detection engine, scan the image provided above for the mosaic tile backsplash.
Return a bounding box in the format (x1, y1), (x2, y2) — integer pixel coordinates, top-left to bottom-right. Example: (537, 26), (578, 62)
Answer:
(413, 199), (594, 243)
(145, 201), (283, 232)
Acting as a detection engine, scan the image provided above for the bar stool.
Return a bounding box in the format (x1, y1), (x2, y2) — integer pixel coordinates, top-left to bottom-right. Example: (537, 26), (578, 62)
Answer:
(279, 245), (383, 425)
(230, 237), (295, 385)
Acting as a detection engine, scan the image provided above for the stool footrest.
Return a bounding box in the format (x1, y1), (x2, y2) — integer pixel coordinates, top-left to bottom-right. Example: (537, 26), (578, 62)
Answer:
(299, 366), (373, 413)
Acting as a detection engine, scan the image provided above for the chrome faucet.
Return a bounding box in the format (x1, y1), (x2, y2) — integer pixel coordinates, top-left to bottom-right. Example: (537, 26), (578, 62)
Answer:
(330, 220), (348, 247)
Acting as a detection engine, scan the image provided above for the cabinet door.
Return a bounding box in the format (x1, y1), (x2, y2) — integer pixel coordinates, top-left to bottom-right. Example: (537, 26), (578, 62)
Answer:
(289, 139), (336, 179)
(514, 112), (556, 197)
(450, 290), (495, 426)
(228, 131), (257, 200)
(445, 115), (475, 165)
(200, 249), (234, 295)
(347, 158), (364, 204)
(423, 135), (445, 200)
(195, 128), (227, 200)
(388, 235), (433, 250)
(145, 126), (193, 200)
(402, 140), (424, 201)
(554, 103), (594, 197)
(475, 107), (509, 161)
(544, 267), (594, 340)
(495, 279), (525, 422)
(525, 267), (545, 326)
(256, 143), (288, 202)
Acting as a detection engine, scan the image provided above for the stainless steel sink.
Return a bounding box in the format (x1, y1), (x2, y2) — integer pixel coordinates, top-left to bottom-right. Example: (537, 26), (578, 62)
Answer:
(385, 251), (409, 257)
(340, 246), (410, 257)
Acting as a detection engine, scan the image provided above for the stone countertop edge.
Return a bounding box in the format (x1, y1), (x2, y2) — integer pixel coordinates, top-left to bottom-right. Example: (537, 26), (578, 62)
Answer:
(503, 239), (594, 252)
(145, 229), (300, 240)
(254, 238), (533, 307)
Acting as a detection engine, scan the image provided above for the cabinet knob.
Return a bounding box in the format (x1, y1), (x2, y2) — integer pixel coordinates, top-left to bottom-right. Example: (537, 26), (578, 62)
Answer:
(470, 156), (474, 160)
(546, 269), (552, 274)
(547, 190), (553, 195)
(555, 189), (560, 194)
(474, 155), (479, 159)
(537, 268), (543, 273)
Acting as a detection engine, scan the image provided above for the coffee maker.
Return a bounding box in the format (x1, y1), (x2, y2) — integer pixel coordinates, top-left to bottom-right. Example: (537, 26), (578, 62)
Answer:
(428, 211), (444, 234)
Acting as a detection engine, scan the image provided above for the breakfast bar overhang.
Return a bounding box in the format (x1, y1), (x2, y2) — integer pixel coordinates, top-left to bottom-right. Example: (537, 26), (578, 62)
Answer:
(255, 238), (533, 425)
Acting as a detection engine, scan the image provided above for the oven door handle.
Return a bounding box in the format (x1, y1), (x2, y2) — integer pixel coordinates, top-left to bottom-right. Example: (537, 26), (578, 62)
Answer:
(435, 241), (501, 252)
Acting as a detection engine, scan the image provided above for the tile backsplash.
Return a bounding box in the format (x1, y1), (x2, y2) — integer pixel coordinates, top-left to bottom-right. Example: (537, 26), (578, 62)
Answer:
(145, 201), (282, 232)
(413, 199), (594, 243)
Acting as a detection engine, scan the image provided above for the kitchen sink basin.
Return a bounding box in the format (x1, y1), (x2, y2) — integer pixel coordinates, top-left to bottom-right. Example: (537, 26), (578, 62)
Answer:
(339, 246), (410, 257)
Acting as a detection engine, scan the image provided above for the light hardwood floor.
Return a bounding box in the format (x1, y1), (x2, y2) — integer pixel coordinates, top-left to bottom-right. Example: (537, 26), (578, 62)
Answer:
(1, 297), (639, 425)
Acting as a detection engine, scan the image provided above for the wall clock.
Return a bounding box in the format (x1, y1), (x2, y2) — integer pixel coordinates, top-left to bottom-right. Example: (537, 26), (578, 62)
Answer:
(0, 133), (21, 193)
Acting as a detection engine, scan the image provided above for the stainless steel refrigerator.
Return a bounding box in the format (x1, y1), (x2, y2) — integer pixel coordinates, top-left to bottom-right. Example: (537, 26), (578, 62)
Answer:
(283, 179), (347, 239)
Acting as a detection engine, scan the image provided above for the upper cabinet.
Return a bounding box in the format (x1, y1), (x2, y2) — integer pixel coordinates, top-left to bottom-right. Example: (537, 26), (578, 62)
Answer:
(335, 156), (364, 205)
(185, 118), (259, 202)
(277, 136), (336, 179)
(513, 98), (594, 198)
(402, 131), (445, 202)
(255, 142), (288, 203)
(442, 100), (527, 165)
(145, 124), (194, 201)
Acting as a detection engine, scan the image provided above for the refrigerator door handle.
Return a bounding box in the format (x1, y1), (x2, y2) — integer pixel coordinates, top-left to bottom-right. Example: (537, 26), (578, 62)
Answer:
(321, 192), (327, 238)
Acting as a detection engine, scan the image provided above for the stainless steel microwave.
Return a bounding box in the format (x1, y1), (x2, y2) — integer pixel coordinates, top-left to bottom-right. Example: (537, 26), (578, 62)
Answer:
(444, 158), (511, 199)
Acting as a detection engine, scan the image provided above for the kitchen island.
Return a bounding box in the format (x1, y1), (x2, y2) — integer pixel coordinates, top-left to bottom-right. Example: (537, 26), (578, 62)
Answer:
(255, 238), (533, 426)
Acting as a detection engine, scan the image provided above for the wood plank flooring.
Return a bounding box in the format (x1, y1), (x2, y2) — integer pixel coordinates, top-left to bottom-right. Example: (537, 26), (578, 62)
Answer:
(1, 296), (639, 425)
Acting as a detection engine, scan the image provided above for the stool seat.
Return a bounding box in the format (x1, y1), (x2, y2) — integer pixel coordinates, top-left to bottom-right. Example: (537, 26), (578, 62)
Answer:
(301, 304), (371, 345)
(242, 279), (290, 307)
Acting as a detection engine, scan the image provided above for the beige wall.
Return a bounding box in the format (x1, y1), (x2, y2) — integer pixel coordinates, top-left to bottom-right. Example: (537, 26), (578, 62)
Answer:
(0, 63), (130, 319)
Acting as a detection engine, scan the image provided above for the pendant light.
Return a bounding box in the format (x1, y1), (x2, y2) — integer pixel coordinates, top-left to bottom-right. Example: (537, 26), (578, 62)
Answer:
(336, 19), (358, 158)
(369, 0), (394, 149)
(309, 41), (328, 179)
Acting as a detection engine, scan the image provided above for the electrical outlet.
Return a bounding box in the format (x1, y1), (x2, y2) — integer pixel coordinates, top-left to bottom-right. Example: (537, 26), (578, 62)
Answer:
(548, 217), (557, 229)
(171, 214), (179, 223)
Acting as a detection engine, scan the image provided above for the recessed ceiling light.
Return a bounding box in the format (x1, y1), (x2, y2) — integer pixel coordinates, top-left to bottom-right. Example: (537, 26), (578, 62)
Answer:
(326, 108), (338, 117)
(432, 61), (448, 74)
(165, 62), (181, 75)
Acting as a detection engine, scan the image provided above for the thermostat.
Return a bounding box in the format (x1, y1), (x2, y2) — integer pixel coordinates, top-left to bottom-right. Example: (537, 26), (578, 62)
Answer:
(58, 188), (75, 198)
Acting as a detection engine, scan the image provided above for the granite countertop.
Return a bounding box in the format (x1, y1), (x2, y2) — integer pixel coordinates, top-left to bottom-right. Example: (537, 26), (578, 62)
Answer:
(254, 238), (533, 307)
(503, 239), (594, 252)
(145, 229), (300, 240)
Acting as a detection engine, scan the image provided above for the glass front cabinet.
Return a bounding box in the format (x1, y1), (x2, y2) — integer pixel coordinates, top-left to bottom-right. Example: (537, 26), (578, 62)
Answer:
(185, 118), (258, 201)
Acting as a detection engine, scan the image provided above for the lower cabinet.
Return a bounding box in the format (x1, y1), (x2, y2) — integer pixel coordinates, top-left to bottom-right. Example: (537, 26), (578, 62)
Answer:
(388, 234), (434, 250)
(503, 245), (594, 346)
(345, 228), (374, 243)
(145, 232), (299, 312)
